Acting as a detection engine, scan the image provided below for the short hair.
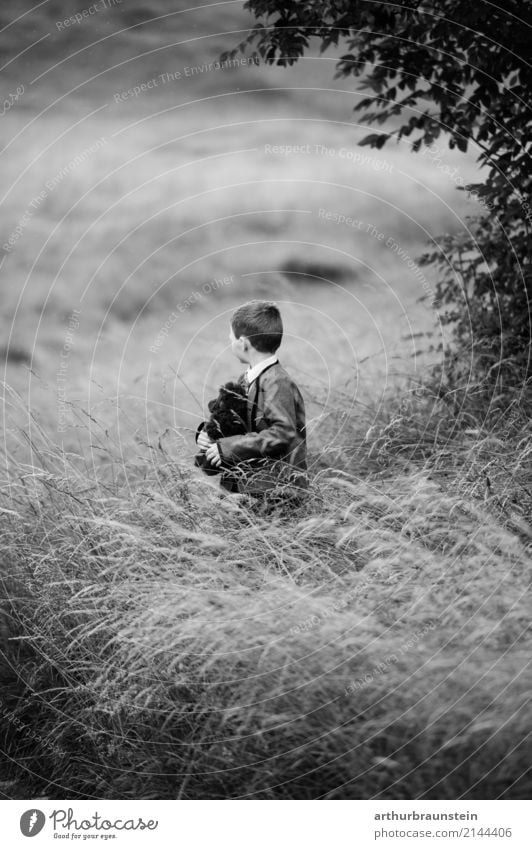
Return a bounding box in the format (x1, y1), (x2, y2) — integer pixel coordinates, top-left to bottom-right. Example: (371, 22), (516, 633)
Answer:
(231, 300), (283, 353)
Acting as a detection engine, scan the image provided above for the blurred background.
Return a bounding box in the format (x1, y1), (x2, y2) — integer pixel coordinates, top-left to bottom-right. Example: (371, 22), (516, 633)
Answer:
(0, 0), (482, 465)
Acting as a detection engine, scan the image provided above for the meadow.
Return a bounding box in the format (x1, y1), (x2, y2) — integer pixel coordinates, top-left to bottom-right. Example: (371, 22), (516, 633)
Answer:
(0, 0), (530, 799)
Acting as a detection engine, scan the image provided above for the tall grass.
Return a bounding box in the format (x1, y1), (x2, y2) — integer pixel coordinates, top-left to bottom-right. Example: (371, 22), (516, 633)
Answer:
(1, 379), (531, 799)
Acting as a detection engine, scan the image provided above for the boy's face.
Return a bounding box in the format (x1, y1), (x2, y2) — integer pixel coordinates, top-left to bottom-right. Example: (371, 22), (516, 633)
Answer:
(229, 327), (250, 364)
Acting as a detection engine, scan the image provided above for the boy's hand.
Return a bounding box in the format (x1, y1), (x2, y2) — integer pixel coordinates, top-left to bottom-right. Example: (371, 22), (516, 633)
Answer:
(197, 430), (213, 451)
(205, 443), (222, 467)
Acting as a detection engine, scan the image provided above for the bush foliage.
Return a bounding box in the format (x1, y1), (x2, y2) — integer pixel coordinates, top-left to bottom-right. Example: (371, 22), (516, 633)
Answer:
(225, 0), (532, 390)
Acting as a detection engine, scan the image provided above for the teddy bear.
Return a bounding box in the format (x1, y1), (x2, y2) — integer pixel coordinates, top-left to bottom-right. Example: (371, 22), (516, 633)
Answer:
(194, 381), (248, 474)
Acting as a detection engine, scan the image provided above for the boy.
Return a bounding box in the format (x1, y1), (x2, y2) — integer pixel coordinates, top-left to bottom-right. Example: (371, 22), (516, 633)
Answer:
(196, 300), (307, 499)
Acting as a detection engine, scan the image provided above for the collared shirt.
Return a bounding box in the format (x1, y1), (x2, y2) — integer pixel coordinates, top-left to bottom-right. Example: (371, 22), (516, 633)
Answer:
(244, 355), (279, 389)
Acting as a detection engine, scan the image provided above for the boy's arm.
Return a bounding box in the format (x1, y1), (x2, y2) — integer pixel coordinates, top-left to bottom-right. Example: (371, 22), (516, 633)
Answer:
(217, 379), (299, 464)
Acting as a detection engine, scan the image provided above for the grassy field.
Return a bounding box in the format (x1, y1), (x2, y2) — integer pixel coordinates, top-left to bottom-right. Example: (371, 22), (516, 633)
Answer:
(1, 379), (531, 799)
(1, 1), (530, 800)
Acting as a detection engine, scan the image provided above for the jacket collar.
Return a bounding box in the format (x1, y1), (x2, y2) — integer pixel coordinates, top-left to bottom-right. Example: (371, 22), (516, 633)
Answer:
(244, 355), (279, 387)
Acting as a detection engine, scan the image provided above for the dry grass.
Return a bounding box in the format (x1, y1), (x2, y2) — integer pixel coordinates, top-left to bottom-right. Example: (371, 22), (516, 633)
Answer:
(1, 381), (531, 800)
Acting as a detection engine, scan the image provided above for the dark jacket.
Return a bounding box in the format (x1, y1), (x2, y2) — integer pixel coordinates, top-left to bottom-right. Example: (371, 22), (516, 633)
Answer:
(201, 362), (307, 496)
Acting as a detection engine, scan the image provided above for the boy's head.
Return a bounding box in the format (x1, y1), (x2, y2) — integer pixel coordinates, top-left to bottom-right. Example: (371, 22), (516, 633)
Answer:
(229, 300), (283, 363)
